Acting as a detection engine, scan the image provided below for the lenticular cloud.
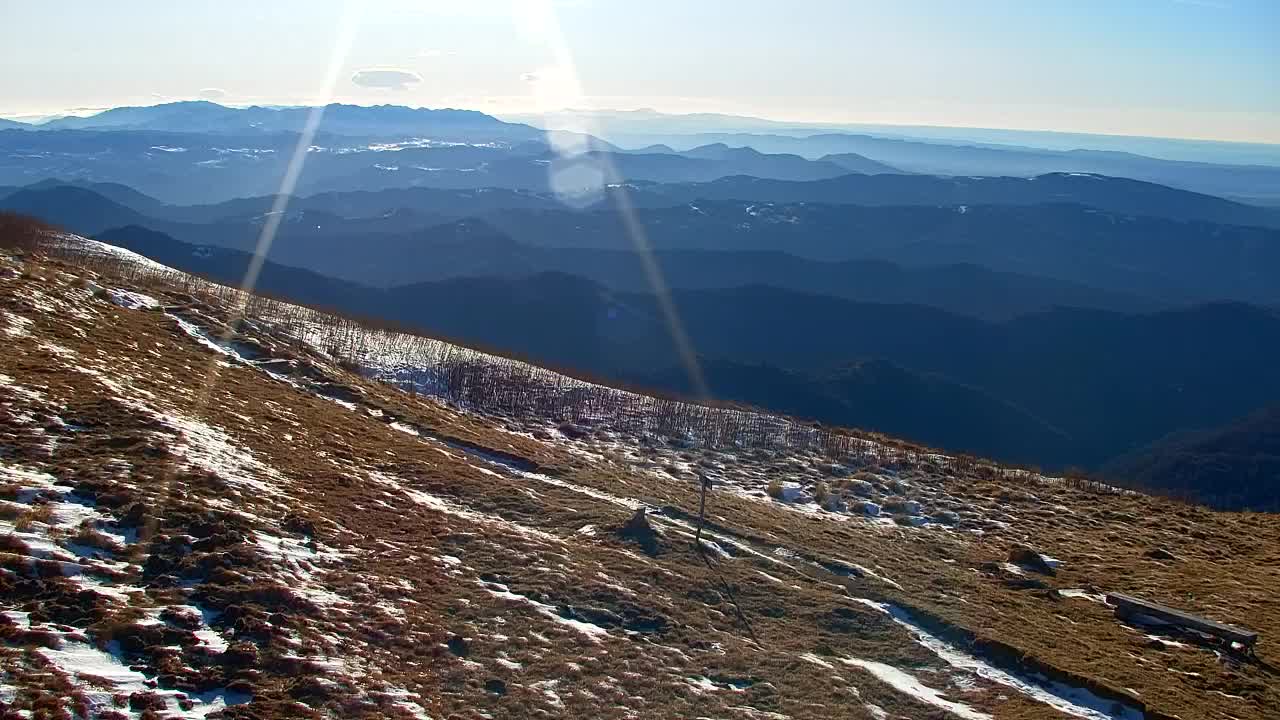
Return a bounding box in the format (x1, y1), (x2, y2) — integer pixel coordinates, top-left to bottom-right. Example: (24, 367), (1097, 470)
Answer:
(351, 68), (422, 91)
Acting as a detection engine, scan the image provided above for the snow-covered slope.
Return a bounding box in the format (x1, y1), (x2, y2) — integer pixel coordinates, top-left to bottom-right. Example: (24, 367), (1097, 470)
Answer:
(0, 233), (1276, 719)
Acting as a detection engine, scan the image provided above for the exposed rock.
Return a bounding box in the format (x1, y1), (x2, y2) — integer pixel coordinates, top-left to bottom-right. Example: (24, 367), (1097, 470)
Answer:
(1007, 546), (1057, 576)
(557, 422), (590, 440)
(881, 497), (913, 514)
(855, 501), (881, 517)
(616, 509), (662, 556)
(933, 510), (960, 525)
(1144, 547), (1180, 561)
(1004, 576), (1051, 590)
(447, 634), (469, 657)
(846, 479), (875, 496)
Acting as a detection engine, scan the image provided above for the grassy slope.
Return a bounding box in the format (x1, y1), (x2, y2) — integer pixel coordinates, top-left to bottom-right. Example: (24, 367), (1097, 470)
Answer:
(0, 248), (1276, 719)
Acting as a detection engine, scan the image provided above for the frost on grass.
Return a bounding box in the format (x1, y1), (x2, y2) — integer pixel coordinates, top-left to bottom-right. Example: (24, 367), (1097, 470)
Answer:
(479, 580), (611, 642)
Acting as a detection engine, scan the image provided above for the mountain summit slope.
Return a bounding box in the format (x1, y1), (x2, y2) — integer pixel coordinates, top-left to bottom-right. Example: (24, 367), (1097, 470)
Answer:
(0, 228), (1277, 719)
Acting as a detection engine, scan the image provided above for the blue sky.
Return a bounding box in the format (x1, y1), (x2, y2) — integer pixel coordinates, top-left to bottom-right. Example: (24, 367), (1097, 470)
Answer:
(3, 0), (1277, 142)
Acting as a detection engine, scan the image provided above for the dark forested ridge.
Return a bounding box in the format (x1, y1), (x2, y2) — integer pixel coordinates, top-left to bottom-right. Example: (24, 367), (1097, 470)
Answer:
(630, 172), (1280, 228)
(7, 184), (1277, 308)
(628, 358), (1074, 466)
(1102, 406), (1280, 511)
(92, 225), (1280, 476)
(615, 131), (1280, 204)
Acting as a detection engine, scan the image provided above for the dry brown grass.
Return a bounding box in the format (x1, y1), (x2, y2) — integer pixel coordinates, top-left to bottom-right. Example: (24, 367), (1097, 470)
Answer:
(812, 481), (829, 506)
(11, 504), (52, 532)
(69, 525), (120, 552)
(0, 500), (26, 521)
(766, 478), (784, 500)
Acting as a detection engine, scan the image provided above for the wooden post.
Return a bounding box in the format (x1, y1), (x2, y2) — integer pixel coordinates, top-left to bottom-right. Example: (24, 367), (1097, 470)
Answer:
(695, 473), (712, 547)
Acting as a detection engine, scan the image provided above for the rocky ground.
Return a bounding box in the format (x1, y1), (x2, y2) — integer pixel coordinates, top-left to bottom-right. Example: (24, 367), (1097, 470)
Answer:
(1, 237), (1277, 719)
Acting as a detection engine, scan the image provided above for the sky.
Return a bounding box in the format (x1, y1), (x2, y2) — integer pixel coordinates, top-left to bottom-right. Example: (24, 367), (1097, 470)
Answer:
(2, 0), (1277, 143)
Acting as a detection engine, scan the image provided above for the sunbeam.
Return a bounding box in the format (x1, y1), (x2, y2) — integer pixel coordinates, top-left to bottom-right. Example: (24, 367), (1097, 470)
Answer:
(514, 0), (710, 400)
(235, 1), (364, 309)
(133, 0), (365, 575)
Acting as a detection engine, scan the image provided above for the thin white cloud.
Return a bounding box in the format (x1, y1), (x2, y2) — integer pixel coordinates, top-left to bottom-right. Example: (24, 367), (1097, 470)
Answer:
(351, 67), (423, 91)
(198, 88), (228, 100)
(520, 72), (540, 83)
(416, 49), (457, 58)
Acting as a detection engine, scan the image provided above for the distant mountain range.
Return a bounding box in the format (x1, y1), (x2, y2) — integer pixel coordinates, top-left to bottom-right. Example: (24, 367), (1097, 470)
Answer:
(628, 172), (1280, 228)
(620, 132), (1280, 204)
(25, 170), (1271, 230)
(23, 101), (544, 141)
(474, 204), (1280, 307)
(6, 140), (1279, 479)
(0, 129), (892, 204)
(2, 101), (1278, 204)
(0, 186), (1153, 321)
(670, 142), (902, 176)
(6, 182), (1277, 312)
(502, 107), (1280, 167)
(631, 357), (1075, 463)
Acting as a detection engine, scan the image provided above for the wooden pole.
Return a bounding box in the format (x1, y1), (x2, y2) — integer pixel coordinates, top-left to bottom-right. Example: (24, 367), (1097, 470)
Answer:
(695, 473), (712, 546)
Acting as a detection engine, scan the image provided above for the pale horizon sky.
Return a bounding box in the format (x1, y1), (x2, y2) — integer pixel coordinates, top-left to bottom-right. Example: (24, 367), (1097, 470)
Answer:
(3, 0), (1277, 144)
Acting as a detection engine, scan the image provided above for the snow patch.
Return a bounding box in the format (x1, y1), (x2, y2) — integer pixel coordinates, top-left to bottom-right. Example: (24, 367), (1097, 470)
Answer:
(839, 656), (991, 720)
(107, 288), (160, 310)
(852, 598), (1143, 720)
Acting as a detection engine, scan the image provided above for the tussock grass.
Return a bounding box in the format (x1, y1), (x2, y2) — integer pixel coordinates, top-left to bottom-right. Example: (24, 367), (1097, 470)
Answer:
(69, 525), (120, 552)
(813, 481), (829, 506)
(766, 478), (784, 500)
